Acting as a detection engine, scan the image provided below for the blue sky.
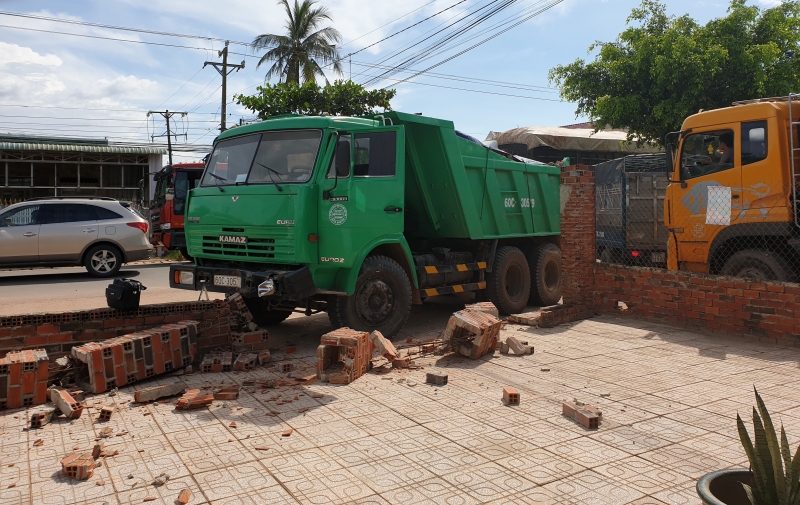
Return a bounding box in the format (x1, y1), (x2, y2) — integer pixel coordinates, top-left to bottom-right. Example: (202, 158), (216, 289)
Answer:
(0, 0), (778, 162)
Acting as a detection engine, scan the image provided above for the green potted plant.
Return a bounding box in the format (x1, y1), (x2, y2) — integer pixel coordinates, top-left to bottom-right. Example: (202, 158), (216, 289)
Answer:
(697, 388), (800, 505)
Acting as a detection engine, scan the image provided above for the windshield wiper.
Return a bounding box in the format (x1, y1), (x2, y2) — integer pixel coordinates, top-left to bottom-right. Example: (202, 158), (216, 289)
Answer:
(255, 162), (283, 192)
(207, 171), (226, 192)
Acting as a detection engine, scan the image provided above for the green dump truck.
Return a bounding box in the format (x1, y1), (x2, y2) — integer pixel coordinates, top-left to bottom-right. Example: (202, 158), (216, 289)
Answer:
(169, 112), (562, 337)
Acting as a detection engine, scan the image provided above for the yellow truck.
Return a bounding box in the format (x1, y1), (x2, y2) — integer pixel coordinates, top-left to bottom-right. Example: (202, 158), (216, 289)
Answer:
(664, 95), (800, 282)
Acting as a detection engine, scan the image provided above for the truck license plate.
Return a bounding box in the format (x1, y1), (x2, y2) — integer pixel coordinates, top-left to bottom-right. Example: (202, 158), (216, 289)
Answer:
(651, 252), (666, 263)
(214, 275), (241, 288)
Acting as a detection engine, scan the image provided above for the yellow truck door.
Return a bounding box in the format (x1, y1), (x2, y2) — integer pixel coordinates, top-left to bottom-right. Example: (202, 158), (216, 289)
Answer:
(672, 124), (742, 271)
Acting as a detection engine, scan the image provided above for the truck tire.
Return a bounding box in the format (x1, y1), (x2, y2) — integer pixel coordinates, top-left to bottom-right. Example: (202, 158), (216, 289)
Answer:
(487, 246), (531, 315)
(720, 250), (793, 282)
(179, 247), (192, 261)
(241, 297), (293, 326)
(84, 244), (123, 278)
(527, 243), (563, 306)
(331, 255), (412, 338)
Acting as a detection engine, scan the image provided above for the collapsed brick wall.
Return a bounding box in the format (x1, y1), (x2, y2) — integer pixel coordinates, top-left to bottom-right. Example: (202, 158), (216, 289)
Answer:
(0, 301), (229, 358)
(594, 264), (800, 347)
(559, 164), (596, 309)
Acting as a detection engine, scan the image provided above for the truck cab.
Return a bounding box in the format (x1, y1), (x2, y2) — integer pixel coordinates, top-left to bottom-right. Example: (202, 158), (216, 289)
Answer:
(170, 113), (563, 336)
(664, 96), (800, 281)
(150, 162), (204, 257)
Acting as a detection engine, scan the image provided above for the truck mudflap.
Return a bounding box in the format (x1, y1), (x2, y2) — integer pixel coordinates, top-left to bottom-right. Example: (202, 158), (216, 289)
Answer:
(169, 264), (317, 301)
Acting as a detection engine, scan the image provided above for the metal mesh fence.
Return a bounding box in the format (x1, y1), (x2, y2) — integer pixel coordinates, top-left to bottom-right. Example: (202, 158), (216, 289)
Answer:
(596, 149), (800, 284)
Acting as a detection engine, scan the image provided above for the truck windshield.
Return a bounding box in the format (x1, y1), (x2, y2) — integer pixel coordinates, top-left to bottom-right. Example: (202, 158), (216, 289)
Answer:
(201, 130), (322, 187)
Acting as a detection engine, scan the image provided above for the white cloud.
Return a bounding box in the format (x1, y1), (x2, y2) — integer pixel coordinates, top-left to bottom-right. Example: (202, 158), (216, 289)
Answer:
(81, 75), (159, 100)
(0, 42), (62, 67)
(755, 0), (781, 6)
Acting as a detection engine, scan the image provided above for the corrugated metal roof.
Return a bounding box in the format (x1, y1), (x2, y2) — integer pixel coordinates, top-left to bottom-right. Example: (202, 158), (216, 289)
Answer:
(0, 142), (166, 155)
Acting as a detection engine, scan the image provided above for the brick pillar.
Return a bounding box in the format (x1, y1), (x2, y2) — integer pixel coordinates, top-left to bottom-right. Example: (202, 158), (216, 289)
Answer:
(559, 164), (596, 306)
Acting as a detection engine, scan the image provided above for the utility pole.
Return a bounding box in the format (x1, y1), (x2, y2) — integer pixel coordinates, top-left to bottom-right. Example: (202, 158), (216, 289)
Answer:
(204, 41), (245, 132)
(147, 110), (187, 166)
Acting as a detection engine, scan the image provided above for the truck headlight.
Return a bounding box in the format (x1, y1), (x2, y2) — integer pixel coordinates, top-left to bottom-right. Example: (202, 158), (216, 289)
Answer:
(161, 223), (171, 230)
(174, 270), (194, 285)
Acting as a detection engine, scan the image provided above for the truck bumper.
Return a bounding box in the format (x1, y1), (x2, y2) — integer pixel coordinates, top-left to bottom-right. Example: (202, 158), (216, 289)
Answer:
(169, 264), (317, 301)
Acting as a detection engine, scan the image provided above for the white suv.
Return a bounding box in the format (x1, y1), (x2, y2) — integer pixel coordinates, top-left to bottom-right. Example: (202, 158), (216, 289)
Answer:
(0, 197), (153, 277)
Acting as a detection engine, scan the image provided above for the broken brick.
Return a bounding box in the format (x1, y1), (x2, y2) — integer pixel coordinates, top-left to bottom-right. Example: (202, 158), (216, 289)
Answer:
(257, 349), (272, 365)
(177, 489), (192, 504)
(506, 336), (534, 355)
(317, 328), (373, 384)
(278, 362), (292, 373)
(134, 382), (186, 403)
(98, 407), (114, 422)
(392, 358), (412, 369)
(562, 400), (599, 429)
(426, 372), (448, 386)
(61, 453), (95, 480)
(503, 387), (520, 405)
(233, 353), (257, 372)
(213, 386), (240, 401)
(507, 311), (540, 326)
(369, 330), (398, 362)
(176, 389), (213, 410)
(49, 387), (84, 419)
(29, 407), (59, 429)
(465, 301), (500, 317)
(442, 309), (502, 360)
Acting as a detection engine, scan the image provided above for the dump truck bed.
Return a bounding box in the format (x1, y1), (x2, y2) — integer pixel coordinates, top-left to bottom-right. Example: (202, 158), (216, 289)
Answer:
(386, 111), (561, 241)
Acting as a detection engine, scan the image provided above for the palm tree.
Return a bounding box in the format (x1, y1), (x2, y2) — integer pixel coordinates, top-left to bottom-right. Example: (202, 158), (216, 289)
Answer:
(252, 0), (343, 85)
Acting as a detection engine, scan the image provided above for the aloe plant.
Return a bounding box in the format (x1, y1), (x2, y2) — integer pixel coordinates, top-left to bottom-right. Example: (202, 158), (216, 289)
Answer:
(736, 387), (800, 505)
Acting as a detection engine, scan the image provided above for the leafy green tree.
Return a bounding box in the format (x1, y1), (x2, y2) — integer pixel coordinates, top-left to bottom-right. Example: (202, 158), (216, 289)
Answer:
(235, 80), (396, 119)
(549, 0), (800, 144)
(252, 0), (343, 84)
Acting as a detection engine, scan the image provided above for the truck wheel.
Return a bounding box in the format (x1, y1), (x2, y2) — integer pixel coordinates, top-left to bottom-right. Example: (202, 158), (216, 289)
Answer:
(333, 255), (412, 338)
(179, 247), (192, 261)
(720, 250), (793, 282)
(487, 246), (531, 315)
(242, 297), (293, 326)
(527, 243), (562, 306)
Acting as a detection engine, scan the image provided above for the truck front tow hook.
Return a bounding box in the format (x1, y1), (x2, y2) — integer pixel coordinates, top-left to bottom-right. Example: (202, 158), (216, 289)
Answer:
(258, 278), (275, 297)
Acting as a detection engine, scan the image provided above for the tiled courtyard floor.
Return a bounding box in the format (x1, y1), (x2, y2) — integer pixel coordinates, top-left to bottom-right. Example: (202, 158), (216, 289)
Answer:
(1, 309), (798, 505)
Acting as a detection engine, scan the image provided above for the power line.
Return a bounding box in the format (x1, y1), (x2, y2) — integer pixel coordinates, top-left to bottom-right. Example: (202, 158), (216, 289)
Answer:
(0, 103), (221, 114)
(339, 0), (439, 48)
(0, 10), (251, 46)
(0, 23), (221, 51)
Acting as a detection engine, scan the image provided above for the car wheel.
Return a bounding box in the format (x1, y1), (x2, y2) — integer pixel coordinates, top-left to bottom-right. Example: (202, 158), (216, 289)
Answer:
(85, 244), (123, 278)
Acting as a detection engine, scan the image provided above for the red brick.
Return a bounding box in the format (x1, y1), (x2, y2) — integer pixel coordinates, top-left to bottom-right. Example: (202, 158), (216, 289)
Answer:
(36, 324), (59, 335)
(47, 333), (73, 344)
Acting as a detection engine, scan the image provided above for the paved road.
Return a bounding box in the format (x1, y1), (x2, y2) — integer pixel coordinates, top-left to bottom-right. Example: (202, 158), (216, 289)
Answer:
(0, 263), (224, 316)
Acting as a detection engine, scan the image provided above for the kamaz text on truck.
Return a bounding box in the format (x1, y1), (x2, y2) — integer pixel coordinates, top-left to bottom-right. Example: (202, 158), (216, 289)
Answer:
(169, 112), (563, 337)
(150, 162), (204, 258)
(664, 94), (800, 282)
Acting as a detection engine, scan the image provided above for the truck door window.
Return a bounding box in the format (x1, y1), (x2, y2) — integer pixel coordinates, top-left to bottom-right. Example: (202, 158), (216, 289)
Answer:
(249, 130), (322, 184)
(174, 171), (189, 215)
(680, 129), (735, 180)
(354, 132), (396, 177)
(201, 134), (260, 187)
(741, 121), (767, 166)
(327, 135), (351, 178)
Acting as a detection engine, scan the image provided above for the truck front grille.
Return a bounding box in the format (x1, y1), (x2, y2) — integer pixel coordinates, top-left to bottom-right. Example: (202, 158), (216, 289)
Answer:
(201, 236), (277, 259)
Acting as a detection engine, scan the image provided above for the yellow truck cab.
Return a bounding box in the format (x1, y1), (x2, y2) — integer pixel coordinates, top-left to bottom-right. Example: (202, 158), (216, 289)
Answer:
(664, 95), (800, 282)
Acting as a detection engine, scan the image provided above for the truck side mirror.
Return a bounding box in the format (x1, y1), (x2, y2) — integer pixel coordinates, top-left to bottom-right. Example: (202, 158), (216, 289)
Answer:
(335, 140), (351, 177)
(665, 143), (674, 177)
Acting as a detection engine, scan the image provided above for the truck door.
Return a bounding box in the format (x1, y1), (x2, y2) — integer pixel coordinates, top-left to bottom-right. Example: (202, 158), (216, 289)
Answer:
(673, 125), (741, 268)
(318, 128), (405, 269)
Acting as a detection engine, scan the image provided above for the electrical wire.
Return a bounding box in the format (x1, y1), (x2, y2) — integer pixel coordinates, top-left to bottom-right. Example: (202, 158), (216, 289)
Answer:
(0, 10), (251, 46)
(0, 103), (221, 114)
(339, 0), (439, 48)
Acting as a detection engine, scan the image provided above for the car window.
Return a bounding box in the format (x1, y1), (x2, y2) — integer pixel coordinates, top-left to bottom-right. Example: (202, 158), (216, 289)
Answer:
(681, 129), (735, 180)
(92, 206), (122, 220)
(0, 205), (41, 227)
(353, 132), (396, 177)
(39, 204), (97, 224)
(741, 121), (767, 166)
